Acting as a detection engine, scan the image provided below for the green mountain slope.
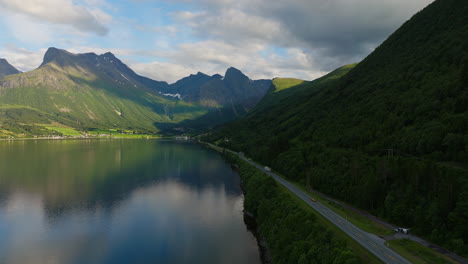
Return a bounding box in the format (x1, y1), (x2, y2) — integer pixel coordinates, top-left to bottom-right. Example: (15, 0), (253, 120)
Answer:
(272, 78), (305, 92)
(0, 58), (21, 79)
(0, 48), (273, 137)
(0, 48), (206, 136)
(207, 0), (468, 255)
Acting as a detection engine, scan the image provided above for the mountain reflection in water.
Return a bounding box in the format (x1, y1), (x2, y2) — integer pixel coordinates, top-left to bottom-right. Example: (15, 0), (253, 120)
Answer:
(0, 139), (260, 264)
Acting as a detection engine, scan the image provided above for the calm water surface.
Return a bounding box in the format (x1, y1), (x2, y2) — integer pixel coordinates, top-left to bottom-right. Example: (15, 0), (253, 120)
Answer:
(0, 139), (261, 264)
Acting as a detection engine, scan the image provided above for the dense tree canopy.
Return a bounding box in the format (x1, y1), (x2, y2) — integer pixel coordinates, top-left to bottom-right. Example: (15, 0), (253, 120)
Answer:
(206, 0), (468, 256)
(229, 154), (362, 264)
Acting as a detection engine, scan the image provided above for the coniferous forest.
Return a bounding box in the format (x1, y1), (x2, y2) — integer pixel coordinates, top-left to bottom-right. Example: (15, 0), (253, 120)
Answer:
(206, 0), (468, 256)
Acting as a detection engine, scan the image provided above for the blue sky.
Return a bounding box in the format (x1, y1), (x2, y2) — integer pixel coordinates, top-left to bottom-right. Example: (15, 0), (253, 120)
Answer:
(0, 0), (433, 83)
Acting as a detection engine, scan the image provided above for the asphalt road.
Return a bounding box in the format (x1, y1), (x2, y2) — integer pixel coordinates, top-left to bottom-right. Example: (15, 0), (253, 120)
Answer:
(234, 153), (412, 264)
(309, 180), (467, 264)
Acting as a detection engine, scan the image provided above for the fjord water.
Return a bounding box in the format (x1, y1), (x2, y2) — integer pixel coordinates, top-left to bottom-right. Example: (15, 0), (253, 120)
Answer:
(0, 139), (261, 264)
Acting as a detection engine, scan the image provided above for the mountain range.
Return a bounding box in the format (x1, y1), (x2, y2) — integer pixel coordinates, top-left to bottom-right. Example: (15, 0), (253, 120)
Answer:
(206, 0), (467, 256)
(0, 48), (270, 137)
(0, 0), (466, 259)
(166, 68), (271, 109)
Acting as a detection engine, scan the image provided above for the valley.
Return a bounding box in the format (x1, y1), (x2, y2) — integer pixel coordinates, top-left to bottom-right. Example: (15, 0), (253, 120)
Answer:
(0, 0), (466, 263)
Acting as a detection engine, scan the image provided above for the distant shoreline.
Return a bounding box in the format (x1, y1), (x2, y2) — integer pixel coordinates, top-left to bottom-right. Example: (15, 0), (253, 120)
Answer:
(0, 135), (163, 141)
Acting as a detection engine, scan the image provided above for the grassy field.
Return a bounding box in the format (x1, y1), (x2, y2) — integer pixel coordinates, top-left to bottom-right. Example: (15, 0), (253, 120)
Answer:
(0, 63), (208, 133)
(45, 126), (82, 136)
(106, 134), (159, 138)
(87, 128), (122, 135)
(0, 123), (162, 138)
(386, 239), (457, 264)
(272, 78), (305, 92)
(0, 104), (42, 111)
(86, 128), (159, 138)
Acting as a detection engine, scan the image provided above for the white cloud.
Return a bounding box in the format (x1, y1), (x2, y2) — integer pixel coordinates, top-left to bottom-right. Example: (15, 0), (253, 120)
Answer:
(88, 8), (113, 25)
(0, 38), (365, 84)
(130, 0), (434, 82)
(66, 46), (133, 56)
(0, 45), (46, 71)
(172, 9), (284, 46)
(0, 0), (110, 35)
(169, 0), (434, 71)
(131, 61), (199, 84)
(129, 41), (326, 83)
(0, 0), (436, 84)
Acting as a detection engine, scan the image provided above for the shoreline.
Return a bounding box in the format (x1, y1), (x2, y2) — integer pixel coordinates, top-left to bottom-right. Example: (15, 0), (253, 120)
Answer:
(243, 210), (273, 264)
(225, 149), (272, 264)
(0, 135), (165, 141)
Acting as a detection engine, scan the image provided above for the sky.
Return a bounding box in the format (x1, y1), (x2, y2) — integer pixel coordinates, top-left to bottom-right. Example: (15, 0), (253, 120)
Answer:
(0, 0), (434, 83)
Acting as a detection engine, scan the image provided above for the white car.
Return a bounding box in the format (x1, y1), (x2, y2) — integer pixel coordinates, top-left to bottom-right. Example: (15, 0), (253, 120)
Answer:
(394, 228), (410, 234)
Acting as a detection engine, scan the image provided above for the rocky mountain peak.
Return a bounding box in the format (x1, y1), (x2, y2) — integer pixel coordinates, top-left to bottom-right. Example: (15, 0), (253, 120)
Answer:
(0, 58), (21, 78)
(40, 47), (73, 67)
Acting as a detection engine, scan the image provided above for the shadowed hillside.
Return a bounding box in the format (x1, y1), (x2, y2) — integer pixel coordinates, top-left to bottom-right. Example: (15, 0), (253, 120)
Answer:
(207, 0), (468, 255)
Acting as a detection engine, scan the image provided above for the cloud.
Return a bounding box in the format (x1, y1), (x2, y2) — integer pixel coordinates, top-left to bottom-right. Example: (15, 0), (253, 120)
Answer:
(129, 41), (326, 83)
(170, 0), (434, 71)
(0, 0), (436, 83)
(128, 0), (434, 82)
(172, 9), (284, 46)
(131, 61), (199, 84)
(0, 45), (46, 71)
(0, 0), (110, 35)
